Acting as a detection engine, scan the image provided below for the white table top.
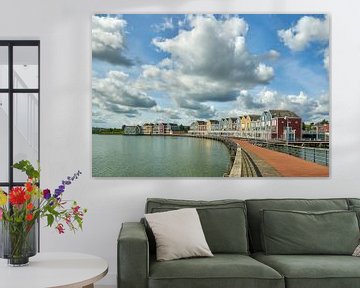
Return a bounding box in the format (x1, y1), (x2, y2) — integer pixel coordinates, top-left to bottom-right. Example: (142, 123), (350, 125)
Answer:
(0, 252), (108, 288)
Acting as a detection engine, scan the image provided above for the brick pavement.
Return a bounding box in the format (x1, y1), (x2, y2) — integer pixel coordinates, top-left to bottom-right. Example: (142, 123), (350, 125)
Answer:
(233, 139), (329, 177)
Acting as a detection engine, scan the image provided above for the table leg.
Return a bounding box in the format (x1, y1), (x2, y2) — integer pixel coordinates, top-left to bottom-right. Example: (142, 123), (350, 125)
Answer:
(82, 284), (94, 288)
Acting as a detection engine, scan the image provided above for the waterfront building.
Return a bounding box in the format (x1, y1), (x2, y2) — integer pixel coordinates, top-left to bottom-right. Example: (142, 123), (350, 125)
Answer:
(240, 116), (247, 132)
(158, 123), (166, 134)
(199, 121), (207, 131)
(315, 122), (330, 133)
(242, 115), (260, 138)
(236, 117), (241, 131)
(190, 120), (207, 133)
(207, 120), (220, 132)
(169, 125), (186, 135)
(153, 123), (160, 134)
(165, 123), (179, 134)
(124, 125), (142, 135)
(142, 123), (154, 135)
(266, 110), (302, 141)
(223, 117), (237, 131)
(306, 122), (330, 141)
(250, 115), (261, 138)
(220, 118), (227, 130)
(261, 111), (272, 140)
(230, 117), (238, 130)
(152, 123), (166, 134)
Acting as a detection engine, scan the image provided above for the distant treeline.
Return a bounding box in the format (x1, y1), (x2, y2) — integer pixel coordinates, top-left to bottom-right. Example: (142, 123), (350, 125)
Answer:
(92, 127), (124, 135)
(302, 119), (329, 131)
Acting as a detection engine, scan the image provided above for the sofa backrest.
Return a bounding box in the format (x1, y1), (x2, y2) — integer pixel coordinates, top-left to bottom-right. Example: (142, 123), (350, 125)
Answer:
(145, 198), (249, 255)
(245, 198), (350, 252)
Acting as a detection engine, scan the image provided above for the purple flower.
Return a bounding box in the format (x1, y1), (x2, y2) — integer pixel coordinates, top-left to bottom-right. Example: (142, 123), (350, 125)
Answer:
(54, 189), (63, 198)
(43, 189), (51, 200)
(54, 171), (82, 199)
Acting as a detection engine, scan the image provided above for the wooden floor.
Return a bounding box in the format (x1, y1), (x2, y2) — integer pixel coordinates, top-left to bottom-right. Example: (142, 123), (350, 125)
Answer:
(233, 139), (329, 177)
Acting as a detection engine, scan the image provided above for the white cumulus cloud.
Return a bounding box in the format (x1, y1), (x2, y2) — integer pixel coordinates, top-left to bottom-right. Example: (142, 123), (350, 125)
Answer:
(140, 15), (276, 119)
(235, 89), (329, 122)
(278, 15), (329, 52)
(93, 70), (157, 118)
(323, 47), (329, 71)
(92, 15), (133, 66)
(152, 17), (175, 32)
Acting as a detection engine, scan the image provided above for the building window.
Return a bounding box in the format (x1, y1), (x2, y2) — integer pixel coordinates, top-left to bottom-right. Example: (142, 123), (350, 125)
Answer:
(0, 40), (40, 190)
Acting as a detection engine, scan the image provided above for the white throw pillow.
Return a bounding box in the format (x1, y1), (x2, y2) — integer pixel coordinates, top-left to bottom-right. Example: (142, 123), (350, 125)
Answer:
(145, 208), (213, 261)
(353, 244), (360, 256)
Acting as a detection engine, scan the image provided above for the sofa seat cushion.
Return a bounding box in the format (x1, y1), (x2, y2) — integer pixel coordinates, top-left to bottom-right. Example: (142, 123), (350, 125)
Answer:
(149, 254), (284, 288)
(252, 252), (360, 288)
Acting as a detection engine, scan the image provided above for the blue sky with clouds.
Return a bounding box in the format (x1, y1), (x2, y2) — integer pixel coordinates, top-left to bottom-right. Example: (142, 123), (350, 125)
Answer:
(92, 14), (329, 128)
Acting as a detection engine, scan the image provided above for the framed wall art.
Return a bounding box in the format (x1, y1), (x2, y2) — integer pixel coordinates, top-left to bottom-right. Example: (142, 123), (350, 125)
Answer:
(92, 14), (330, 177)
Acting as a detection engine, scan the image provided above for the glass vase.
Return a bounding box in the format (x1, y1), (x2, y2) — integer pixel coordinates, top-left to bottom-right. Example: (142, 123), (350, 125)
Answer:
(0, 220), (37, 266)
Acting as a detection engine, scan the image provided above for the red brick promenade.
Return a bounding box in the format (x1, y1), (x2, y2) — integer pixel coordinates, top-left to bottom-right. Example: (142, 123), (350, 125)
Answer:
(233, 139), (329, 177)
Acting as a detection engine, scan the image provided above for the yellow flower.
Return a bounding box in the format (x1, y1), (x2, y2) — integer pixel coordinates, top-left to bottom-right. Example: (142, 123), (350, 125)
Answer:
(0, 190), (7, 206)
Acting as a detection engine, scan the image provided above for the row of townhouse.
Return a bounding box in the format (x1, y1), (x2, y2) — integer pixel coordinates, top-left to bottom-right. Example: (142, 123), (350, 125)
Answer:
(190, 110), (302, 141)
(124, 123), (187, 135)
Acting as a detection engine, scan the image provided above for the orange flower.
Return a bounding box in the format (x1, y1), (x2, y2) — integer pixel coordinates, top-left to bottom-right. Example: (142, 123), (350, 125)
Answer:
(26, 203), (34, 210)
(26, 214), (33, 221)
(25, 182), (33, 192)
(24, 193), (31, 200)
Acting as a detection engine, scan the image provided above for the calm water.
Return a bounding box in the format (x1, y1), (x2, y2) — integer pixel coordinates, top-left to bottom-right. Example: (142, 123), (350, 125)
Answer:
(92, 135), (231, 177)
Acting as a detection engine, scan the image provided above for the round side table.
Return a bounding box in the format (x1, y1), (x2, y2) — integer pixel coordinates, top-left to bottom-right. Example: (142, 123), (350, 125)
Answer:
(0, 252), (108, 288)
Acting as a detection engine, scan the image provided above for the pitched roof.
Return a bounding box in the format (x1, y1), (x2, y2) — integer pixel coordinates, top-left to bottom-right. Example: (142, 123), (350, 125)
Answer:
(196, 120), (207, 125)
(269, 110), (299, 118)
(248, 115), (261, 121)
(208, 120), (219, 124)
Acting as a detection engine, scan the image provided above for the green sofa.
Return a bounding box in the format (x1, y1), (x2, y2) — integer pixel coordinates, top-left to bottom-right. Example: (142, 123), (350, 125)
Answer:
(118, 198), (360, 288)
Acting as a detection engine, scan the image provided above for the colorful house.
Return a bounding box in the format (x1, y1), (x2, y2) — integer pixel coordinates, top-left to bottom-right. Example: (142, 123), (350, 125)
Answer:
(261, 111), (272, 140)
(250, 115), (262, 138)
(190, 120), (207, 132)
(165, 123), (179, 134)
(142, 123), (154, 135)
(207, 120), (220, 132)
(269, 110), (302, 141)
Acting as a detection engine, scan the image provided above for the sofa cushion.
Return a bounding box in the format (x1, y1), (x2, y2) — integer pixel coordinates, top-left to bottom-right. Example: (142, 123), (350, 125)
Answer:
(347, 198), (360, 207)
(145, 208), (213, 261)
(261, 209), (359, 255)
(349, 205), (360, 228)
(252, 252), (360, 288)
(149, 254), (284, 288)
(146, 198), (249, 254)
(246, 198), (349, 252)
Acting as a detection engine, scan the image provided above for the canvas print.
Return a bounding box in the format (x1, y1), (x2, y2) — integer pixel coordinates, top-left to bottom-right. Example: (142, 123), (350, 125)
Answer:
(92, 14), (330, 177)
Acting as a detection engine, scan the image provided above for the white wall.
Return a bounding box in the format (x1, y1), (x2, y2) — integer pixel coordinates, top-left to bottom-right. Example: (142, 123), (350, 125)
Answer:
(1, 0), (360, 285)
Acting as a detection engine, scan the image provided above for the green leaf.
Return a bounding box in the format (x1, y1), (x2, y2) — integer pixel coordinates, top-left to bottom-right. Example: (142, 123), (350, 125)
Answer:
(47, 214), (54, 227)
(12, 160), (40, 180)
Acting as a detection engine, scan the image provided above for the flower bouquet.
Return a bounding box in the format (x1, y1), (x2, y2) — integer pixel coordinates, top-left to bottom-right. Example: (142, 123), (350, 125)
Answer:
(0, 160), (87, 266)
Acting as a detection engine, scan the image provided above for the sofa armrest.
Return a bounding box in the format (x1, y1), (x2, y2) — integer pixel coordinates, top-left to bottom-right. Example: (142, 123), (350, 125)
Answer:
(118, 222), (149, 288)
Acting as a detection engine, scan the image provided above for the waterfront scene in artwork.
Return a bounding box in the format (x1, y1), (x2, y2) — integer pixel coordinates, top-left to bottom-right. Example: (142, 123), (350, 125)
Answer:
(92, 134), (231, 177)
(92, 14), (330, 177)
